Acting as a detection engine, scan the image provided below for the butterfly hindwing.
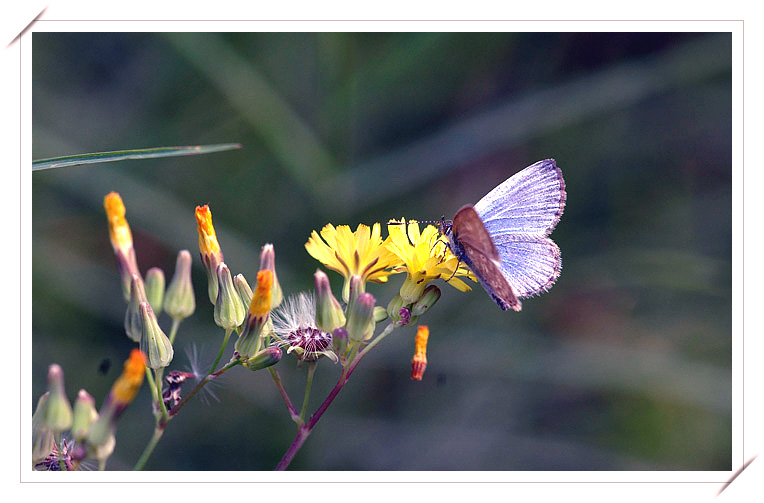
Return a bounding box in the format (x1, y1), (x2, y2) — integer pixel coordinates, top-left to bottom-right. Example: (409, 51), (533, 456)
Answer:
(491, 233), (561, 298)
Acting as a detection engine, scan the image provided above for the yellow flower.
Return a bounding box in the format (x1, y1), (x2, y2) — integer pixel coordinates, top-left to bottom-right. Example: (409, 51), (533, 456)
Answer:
(305, 223), (403, 301)
(386, 219), (475, 303)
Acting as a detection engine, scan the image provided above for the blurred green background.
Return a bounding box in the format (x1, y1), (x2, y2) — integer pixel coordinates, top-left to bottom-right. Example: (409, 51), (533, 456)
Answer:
(32, 32), (731, 470)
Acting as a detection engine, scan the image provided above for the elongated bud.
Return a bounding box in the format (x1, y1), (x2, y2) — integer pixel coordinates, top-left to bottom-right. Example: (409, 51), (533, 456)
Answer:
(195, 205), (224, 304)
(259, 244), (283, 308)
(235, 270), (273, 358)
(214, 263), (247, 329)
(139, 303), (173, 369)
(124, 274), (147, 342)
(41, 364), (72, 432)
(411, 285), (441, 316)
(314, 269), (346, 333)
(242, 346), (282, 371)
(234, 273), (253, 308)
(346, 274), (364, 311)
(410, 325), (429, 381)
(164, 250), (196, 320)
(32, 392), (55, 464)
(346, 292), (376, 342)
(145, 267), (165, 315)
(71, 389), (98, 442)
(104, 192), (141, 301)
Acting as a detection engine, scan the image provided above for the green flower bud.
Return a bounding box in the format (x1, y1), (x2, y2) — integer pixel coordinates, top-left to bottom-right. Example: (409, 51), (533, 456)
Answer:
(314, 269), (346, 333)
(32, 392), (55, 464)
(139, 302), (174, 369)
(411, 285), (441, 316)
(214, 263), (247, 330)
(242, 346), (282, 371)
(234, 273), (253, 308)
(164, 250), (196, 320)
(144, 267), (165, 315)
(71, 389), (98, 442)
(259, 244), (283, 308)
(124, 274), (147, 343)
(85, 406), (116, 463)
(373, 306), (389, 323)
(346, 292), (376, 342)
(41, 364), (73, 433)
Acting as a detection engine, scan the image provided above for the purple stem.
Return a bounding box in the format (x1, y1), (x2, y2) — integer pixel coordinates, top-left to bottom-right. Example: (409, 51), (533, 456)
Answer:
(274, 353), (363, 470)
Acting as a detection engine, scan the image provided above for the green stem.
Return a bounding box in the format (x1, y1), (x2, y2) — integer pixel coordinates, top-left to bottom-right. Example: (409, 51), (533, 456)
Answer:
(155, 367), (169, 419)
(133, 426), (165, 470)
(269, 367), (301, 424)
(299, 362), (317, 422)
(168, 318), (182, 345)
(55, 431), (66, 471)
(209, 328), (233, 374)
(144, 367), (158, 404)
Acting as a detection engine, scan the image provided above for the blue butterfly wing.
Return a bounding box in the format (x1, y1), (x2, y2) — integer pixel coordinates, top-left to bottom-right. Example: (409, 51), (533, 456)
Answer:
(491, 233), (561, 298)
(472, 159), (566, 299)
(474, 159), (566, 236)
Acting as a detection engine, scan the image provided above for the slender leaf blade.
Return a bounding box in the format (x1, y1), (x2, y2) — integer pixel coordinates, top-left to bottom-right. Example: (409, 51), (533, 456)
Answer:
(32, 143), (242, 171)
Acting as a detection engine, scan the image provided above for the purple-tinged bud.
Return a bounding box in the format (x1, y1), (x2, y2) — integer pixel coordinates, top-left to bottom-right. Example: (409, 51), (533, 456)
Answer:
(411, 285), (441, 316)
(332, 326), (349, 357)
(242, 346), (282, 371)
(124, 274), (148, 342)
(314, 270), (346, 333)
(139, 302), (173, 369)
(259, 243), (283, 308)
(398, 307), (412, 326)
(214, 263), (247, 330)
(346, 292), (376, 342)
(144, 267), (165, 315)
(164, 250), (195, 320)
(71, 389), (98, 442)
(41, 364), (72, 432)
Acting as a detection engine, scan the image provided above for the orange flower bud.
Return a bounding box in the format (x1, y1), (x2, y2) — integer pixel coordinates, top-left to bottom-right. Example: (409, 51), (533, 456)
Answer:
(410, 325), (429, 381)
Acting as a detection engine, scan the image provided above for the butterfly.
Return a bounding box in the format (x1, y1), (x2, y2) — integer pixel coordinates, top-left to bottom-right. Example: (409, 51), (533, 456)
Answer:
(443, 159), (566, 311)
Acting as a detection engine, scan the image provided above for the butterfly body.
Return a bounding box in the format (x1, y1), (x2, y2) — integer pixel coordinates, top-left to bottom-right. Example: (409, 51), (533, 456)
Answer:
(444, 159), (566, 311)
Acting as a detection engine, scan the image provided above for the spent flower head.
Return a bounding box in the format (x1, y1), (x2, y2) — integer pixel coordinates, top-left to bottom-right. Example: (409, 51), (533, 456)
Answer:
(410, 325), (430, 381)
(272, 293), (337, 363)
(386, 219), (474, 303)
(259, 243), (283, 308)
(305, 223), (402, 302)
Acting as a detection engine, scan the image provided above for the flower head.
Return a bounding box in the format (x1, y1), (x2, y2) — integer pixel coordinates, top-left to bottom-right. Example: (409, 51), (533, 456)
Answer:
(272, 293), (337, 363)
(104, 192), (141, 301)
(305, 223), (402, 301)
(195, 205), (224, 304)
(386, 219), (475, 303)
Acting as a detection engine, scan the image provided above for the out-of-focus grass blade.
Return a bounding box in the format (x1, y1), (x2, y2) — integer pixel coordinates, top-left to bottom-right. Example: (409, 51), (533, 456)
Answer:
(32, 143), (242, 171)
